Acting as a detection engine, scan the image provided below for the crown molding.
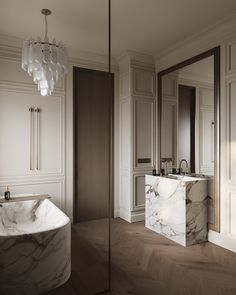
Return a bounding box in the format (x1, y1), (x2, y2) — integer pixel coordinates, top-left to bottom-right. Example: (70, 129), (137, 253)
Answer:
(0, 34), (23, 48)
(178, 68), (213, 84)
(69, 47), (118, 72)
(118, 50), (155, 72)
(69, 56), (119, 73)
(154, 11), (236, 71)
(178, 77), (213, 88)
(118, 50), (154, 64)
(0, 34), (119, 72)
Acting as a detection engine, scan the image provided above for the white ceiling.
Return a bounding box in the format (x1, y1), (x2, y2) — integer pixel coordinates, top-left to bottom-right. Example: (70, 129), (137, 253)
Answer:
(1, 0), (236, 59)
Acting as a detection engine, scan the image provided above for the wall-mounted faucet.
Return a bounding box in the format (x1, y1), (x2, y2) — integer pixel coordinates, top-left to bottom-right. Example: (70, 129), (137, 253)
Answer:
(179, 159), (189, 175)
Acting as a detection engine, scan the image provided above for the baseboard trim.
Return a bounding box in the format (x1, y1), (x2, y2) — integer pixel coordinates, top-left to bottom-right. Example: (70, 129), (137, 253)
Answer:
(130, 211), (145, 222)
(118, 208), (145, 223)
(208, 230), (236, 253)
(119, 208), (132, 222)
(114, 209), (120, 218)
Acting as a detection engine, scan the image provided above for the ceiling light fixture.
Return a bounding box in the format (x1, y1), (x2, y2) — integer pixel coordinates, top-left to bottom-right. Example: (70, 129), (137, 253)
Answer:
(21, 9), (68, 96)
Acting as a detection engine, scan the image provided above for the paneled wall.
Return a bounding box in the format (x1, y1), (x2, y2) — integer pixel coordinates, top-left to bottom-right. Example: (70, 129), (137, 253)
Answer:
(0, 46), (66, 210)
(225, 40), (236, 242)
(119, 54), (156, 222)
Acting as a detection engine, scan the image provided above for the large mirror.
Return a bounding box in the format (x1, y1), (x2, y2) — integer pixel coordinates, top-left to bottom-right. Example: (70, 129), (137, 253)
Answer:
(158, 47), (220, 232)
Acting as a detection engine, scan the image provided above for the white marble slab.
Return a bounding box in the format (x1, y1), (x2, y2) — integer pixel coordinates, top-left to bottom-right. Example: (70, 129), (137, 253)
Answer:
(145, 175), (208, 246)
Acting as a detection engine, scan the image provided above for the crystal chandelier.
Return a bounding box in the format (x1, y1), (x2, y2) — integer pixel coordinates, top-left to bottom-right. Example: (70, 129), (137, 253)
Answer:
(21, 9), (68, 96)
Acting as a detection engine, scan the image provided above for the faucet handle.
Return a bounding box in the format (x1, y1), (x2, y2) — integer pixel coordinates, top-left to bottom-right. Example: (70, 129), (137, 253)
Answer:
(160, 168), (165, 176)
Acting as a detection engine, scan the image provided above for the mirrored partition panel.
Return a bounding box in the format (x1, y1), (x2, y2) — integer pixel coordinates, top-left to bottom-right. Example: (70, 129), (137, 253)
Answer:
(158, 47), (220, 232)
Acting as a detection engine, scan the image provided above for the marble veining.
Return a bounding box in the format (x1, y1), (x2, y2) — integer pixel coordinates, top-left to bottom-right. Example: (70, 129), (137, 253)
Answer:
(145, 175), (208, 246)
(0, 198), (71, 295)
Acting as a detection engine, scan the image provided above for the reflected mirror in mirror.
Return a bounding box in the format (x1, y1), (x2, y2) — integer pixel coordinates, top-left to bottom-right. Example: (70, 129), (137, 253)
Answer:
(158, 48), (220, 232)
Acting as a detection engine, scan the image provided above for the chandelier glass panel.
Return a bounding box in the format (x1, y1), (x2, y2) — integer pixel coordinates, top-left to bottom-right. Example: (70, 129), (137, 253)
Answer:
(21, 9), (68, 96)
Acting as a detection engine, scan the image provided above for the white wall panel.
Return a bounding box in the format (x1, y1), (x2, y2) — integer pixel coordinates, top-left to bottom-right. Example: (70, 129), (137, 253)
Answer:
(162, 74), (177, 97)
(120, 98), (130, 170)
(199, 88), (214, 107)
(134, 97), (155, 169)
(199, 109), (214, 174)
(228, 81), (236, 182)
(0, 90), (64, 177)
(227, 41), (236, 74)
(133, 68), (155, 97)
(120, 72), (130, 98)
(228, 191), (236, 236)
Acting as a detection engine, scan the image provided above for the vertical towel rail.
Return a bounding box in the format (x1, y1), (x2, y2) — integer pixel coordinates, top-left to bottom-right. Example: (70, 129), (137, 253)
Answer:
(35, 108), (40, 170)
(29, 107), (34, 170)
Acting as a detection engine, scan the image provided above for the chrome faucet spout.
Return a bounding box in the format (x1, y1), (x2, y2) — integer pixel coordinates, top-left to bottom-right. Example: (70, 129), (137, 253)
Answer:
(179, 159), (189, 175)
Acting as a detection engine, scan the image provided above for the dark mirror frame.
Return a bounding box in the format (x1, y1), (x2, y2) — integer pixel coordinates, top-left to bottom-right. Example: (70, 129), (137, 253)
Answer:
(157, 46), (220, 232)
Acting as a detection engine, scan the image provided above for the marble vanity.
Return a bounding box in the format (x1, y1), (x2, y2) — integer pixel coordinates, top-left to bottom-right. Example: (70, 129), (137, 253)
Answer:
(145, 175), (208, 246)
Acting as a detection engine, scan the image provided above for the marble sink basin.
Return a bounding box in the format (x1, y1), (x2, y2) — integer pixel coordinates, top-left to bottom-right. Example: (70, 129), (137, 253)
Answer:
(145, 175), (208, 247)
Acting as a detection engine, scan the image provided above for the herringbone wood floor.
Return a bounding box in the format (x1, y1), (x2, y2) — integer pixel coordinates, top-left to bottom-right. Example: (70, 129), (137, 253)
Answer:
(47, 218), (236, 295)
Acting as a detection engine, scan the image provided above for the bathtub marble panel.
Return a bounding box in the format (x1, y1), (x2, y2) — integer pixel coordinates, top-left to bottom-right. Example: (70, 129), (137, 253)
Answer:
(145, 175), (208, 246)
(0, 199), (71, 295)
(0, 223), (70, 295)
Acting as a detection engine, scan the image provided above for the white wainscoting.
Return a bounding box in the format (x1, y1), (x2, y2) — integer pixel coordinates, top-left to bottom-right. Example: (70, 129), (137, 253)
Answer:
(118, 54), (156, 222)
(0, 46), (66, 213)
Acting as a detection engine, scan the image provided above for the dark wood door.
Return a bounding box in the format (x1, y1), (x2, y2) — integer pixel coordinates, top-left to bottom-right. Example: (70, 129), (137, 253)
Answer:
(178, 85), (196, 173)
(73, 67), (113, 223)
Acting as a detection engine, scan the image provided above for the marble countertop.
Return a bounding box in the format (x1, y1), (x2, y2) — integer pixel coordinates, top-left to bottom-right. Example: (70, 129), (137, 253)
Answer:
(0, 194), (51, 204)
(151, 174), (207, 182)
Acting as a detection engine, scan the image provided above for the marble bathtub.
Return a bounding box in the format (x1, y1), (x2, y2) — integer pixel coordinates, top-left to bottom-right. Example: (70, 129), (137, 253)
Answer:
(0, 198), (71, 295)
(145, 175), (208, 246)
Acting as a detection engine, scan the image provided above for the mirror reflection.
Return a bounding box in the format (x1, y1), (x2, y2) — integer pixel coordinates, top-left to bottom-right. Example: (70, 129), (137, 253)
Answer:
(161, 56), (215, 223)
